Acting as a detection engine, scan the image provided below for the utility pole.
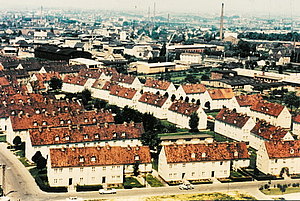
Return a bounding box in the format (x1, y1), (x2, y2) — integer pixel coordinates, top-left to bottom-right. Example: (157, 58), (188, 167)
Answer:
(153, 2), (156, 26)
(219, 3), (224, 40)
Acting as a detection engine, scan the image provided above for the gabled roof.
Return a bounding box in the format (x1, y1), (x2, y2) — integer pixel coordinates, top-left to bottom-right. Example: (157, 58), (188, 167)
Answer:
(34, 72), (61, 82)
(63, 75), (88, 86)
(144, 79), (171, 90)
(78, 69), (102, 79)
(182, 83), (206, 94)
(109, 85), (137, 99)
(0, 76), (10, 86)
(111, 73), (136, 84)
(236, 94), (263, 107)
(50, 145), (151, 167)
(293, 114), (300, 123)
(208, 88), (234, 100)
(215, 108), (250, 128)
(250, 120), (289, 141)
(168, 100), (200, 116)
(265, 140), (300, 159)
(138, 92), (168, 107)
(250, 101), (285, 117)
(164, 142), (249, 163)
(10, 110), (114, 131)
(30, 122), (144, 146)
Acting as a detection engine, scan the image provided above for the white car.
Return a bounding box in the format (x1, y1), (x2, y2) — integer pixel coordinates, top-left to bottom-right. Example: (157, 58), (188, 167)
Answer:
(99, 188), (117, 194)
(66, 197), (83, 201)
(179, 183), (194, 190)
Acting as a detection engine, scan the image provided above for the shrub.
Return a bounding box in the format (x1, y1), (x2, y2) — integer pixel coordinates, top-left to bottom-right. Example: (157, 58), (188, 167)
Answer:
(76, 185), (103, 192)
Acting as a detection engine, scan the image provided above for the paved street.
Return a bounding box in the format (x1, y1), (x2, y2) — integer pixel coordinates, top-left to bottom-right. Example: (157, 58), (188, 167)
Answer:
(0, 142), (300, 201)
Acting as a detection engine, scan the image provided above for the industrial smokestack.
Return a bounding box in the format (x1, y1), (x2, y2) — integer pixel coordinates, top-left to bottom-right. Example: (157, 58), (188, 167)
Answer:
(220, 3), (224, 40)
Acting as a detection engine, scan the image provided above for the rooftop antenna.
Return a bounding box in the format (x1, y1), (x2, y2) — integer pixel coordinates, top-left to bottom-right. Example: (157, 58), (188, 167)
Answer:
(168, 13), (170, 25)
(219, 3), (224, 40)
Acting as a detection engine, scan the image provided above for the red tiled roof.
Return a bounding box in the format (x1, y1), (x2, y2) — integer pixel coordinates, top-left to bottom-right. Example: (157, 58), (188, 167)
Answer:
(250, 120), (288, 141)
(34, 72), (61, 82)
(215, 108), (250, 128)
(265, 140), (300, 159)
(78, 69), (102, 79)
(0, 76), (10, 86)
(293, 114), (300, 123)
(138, 92), (168, 107)
(63, 75), (88, 86)
(164, 142), (249, 163)
(182, 84), (206, 94)
(111, 73), (136, 84)
(11, 110), (114, 131)
(250, 101), (285, 117)
(208, 88), (234, 100)
(50, 146), (151, 167)
(168, 100), (200, 116)
(101, 81), (118, 91)
(144, 79), (171, 90)
(30, 122), (144, 146)
(109, 85), (137, 99)
(236, 94), (263, 107)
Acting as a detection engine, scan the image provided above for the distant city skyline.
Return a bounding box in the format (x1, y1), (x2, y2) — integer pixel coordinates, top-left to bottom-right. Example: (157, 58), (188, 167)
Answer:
(0, 0), (299, 17)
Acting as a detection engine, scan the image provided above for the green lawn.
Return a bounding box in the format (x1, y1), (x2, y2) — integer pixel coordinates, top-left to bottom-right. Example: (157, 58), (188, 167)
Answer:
(145, 174), (164, 187)
(123, 177), (144, 188)
(261, 187), (300, 195)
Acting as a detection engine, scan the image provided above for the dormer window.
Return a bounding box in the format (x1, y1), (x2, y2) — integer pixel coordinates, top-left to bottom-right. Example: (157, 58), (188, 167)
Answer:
(60, 120), (64, 125)
(84, 118), (88, 123)
(11, 100), (14, 104)
(92, 118), (97, 123)
(122, 132), (126, 138)
(33, 121), (38, 126)
(290, 149), (295, 154)
(42, 121), (47, 126)
(84, 134), (89, 139)
(42, 108), (46, 113)
(11, 111), (15, 115)
(113, 132), (117, 138)
(233, 120), (237, 124)
(94, 134), (99, 139)
(64, 107), (68, 111)
(67, 120), (72, 124)
(35, 109), (40, 114)
(201, 152), (206, 158)
(134, 155), (140, 161)
(79, 157), (84, 163)
(91, 156), (96, 162)
(65, 136), (70, 141)
(234, 151), (238, 157)
(191, 153), (196, 158)
(55, 136), (59, 141)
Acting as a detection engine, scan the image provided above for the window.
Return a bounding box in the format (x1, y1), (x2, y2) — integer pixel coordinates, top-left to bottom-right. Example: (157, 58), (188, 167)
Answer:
(103, 167), (106, 171)
(54, 179), (58, 184)
(220, 162), (223, 165)
(80, 178), (83, 183)
(117, 166), (120, 169)
(112, 176), (115, 179)
(202, 172), (205, 176)
(191, 172), (195, 176)
(59, 168), (63, 173)
(65, 136), (70, 141)
(69, 168), (73, 173)
(33, 122), (38, 126)
(91, 156), (96, 162)
(169, 173), (172, 178)
(117, 176), (120, 179)
(182, 164), (186, 168)
(275, 159), (278, 163)
(91, 177), (95, 181)
(224, 170), (227, 174)
(54, 169), (58, 173)
(92, 167), (95, 172)
(59, 178), (62, 183)
(67, 120), (71, 124)
(169, 164), (172, 168)
(79, 157), (84, 163)
(55, 136), (59, 141)
(95, 134), (99, 139)
(84, 118), (88, 123)
(42, 121), (47, 125)
(60, 120), (64, 125)
(80, 167), (84, 172)
(84, 134), (89, 139)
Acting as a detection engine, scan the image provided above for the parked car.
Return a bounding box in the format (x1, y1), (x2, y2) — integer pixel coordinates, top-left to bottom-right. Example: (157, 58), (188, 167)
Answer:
(99, 188), (117, 194)
(179, 183), (194, 190)
(66, 197), (83, 201)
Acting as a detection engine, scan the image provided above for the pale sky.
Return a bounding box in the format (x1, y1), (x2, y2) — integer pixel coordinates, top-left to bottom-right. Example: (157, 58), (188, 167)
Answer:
(0, 0), (298, 17)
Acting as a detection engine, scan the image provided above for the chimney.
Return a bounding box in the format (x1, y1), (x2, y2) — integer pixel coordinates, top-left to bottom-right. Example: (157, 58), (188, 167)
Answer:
(219, 3), (224, 41)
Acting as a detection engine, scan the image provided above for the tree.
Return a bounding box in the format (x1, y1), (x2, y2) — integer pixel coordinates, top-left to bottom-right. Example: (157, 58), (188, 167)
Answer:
(205, 101), (211, 110)
(201, 75), (209, 81)
(141, 131), (159, 150)
(36, 156), (47, 170)
(80, 89), (92, 107)
(185, 96), (189, 103)
(32, 151), (42, 163)
(184, 74), (198, 84)
(13, 136), (22, 146)
(283, 91), (300, 111)
(133, 162), (140, 176)
(196, 99), (201, 105)
(189, 112), (199, 132)
(93, 99), (107, 109)
(49, 77), (62, 91)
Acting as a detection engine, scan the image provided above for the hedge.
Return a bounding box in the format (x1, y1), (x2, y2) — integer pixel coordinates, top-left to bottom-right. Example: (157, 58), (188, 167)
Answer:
(76, 185), (103, 192)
